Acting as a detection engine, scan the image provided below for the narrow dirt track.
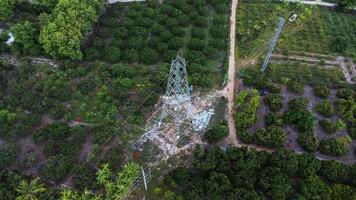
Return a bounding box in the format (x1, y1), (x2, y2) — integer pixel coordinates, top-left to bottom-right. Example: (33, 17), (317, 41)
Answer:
(226, 0), (239, 147)
(225, 0), (274, 153)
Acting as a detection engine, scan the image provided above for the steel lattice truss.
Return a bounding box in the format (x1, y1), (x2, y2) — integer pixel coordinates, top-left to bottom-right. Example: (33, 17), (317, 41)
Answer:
(159, 56), (191, 138)
(133, 56), (192, 149)
(165, 56), (190, 100)
(261, 17), (285, 72)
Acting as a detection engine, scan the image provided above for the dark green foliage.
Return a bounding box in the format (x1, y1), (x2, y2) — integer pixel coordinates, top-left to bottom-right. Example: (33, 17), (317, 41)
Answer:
(9, 21), (41, 55)
(238, 131), (254, 143)
(330, 36), (349, 53)
(187, 62), (213, 88)
(0, 109), (18, 139)
(92, 125), (113, 145)
(234, 90), (260, 129)
(241, 68), (269, 89)
(0, 144), (19, 170)
(315, 100), (334, 117)
(329, 184), (356, 200)
(0, 170), (23, 200)
(270, 149), (299, 176)
(73, 163), (97, 190)
(348, 125), (356, 139)
(287, 79), (304, 94)
(42, 123), (71, 141)
(205, 171), (232, 199)
(264, 93), (282, 112)
(165, 167), (191, 188)
(298, 154), (321, 178)
(319, 136), (352, 156)
(33, 129), (49, 144)
(164, 147), (354, 200)
(337, 96), (356, 123)
(319, 160), (349, 183)
(297, 131), (319, 152)
(319, 119), (346, 134)
(288, 98), (309, 110)
(41, 155), (73, 183)
(283, 98), (315, 132)
(320, 119), (337, 134)
(314, 86), (330, 99)
(336, 88), (355, 99)
(265, 112), (283, 127)
(299, 175), (331, 200)
(205, 121), (228, 143)
(253, 126), (286, 148)
(100, 146), (125, 171)
(191, 27), (206, 39)
(0, 0), (16, 22)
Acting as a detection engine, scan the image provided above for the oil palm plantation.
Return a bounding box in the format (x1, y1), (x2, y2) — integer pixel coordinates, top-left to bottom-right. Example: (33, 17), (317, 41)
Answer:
(16, 178), (46, 200)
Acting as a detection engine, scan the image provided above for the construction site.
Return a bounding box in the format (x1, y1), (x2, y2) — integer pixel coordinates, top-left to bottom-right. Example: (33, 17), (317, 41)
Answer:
(0, 0), (355, 199)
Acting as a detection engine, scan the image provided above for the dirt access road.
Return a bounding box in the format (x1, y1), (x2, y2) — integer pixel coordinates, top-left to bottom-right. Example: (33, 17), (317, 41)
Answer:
(225, 0), (274, 153)
(226, 0), (239, 147)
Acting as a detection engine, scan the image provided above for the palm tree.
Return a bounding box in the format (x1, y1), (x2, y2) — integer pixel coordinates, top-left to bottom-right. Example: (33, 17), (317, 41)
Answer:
(16, 178), (46, 200)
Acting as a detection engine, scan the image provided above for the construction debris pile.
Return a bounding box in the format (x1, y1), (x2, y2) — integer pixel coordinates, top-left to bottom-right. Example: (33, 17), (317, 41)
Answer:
(134, 56), (225, 160)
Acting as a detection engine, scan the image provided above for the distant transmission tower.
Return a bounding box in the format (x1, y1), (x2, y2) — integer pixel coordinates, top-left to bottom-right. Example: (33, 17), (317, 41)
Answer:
(159, 56), (192, 139)
(261, 17), (285, 72)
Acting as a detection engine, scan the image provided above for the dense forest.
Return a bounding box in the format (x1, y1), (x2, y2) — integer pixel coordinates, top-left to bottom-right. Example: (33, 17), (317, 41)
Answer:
(160, 146), (356, 200)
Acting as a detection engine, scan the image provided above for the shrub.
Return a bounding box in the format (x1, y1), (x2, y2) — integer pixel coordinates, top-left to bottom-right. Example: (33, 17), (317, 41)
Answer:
(0, 144), (19, 170)
(287, 79), (304, 94)
(33, 129), (49, 144)
(253, 126), (286, 148)
(265, 112), (283, 127)
(73, 163), (97, 190)
(167, 37), (184, 50)
(238, 131), (253, 143)
(315, 100), (334, 117)
(264, 94), (282, 112)
(41, 155), (73, 182)
(234, 90), (260, 129)
(187, 38), (205, 51)
(283, 100), (315, 133)
(210, 25), (227, 39)
(348, 125), (356, 139)
(337, 97), (356, 123)
(46, 123), (71, 141)
(319, 136), (352, 156)
(288, 98), (308, 110)
(0, 0), (16, 22)
(193, 16), (208, 27)
(100, 146), (125, 171)
(336, 88), (355, 99)
(319, 119), (345, 134)
(205, 121), (228, 143)
(140, 48), (159, 64)
(0, 109), (18, 139)
(9, 21), (40, 55)
(297, 132), (319, 152)
(314, 86), (330, 99)
(191, 28), (206, 39)
(319, 160), (349, 183)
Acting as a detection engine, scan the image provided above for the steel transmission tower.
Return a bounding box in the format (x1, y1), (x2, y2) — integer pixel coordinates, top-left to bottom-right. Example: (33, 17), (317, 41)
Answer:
(159, 56), (192, 139)
(261, 17), (285, 72)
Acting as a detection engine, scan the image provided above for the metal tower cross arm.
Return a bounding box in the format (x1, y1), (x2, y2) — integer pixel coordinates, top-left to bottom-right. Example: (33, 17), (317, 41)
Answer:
(261, 17), (286, 72)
